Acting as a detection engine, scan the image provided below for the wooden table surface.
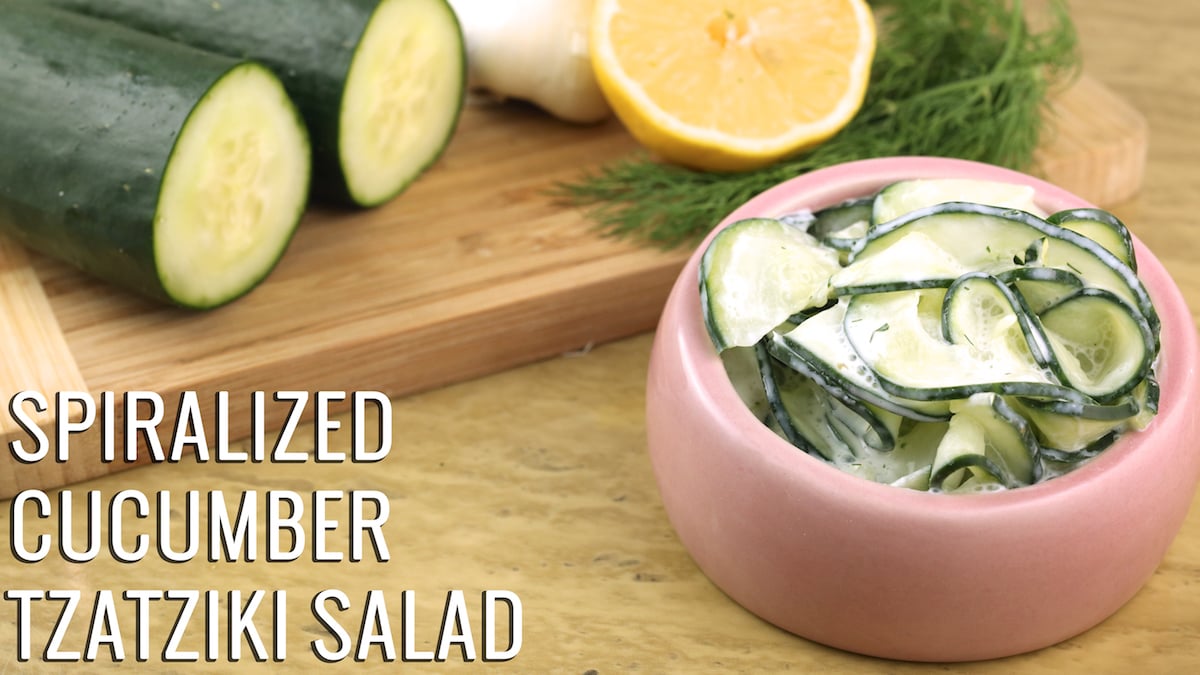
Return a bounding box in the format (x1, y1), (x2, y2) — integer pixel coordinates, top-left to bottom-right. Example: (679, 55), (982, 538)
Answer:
(2, 0), (1197, 671)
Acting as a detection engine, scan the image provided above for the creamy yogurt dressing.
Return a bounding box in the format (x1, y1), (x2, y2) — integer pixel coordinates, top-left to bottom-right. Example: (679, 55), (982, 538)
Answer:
(712, 178), (1156, 492)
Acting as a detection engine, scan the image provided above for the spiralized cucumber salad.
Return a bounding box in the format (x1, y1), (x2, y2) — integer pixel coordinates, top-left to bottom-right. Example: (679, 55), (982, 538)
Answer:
(700, 178), (1160, 493)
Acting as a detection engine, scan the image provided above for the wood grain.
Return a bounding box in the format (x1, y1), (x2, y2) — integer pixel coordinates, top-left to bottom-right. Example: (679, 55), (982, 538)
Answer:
(0, 74), (1145, 498)
(1032, 75), (1149, 206)
(0, 237), (86, 423)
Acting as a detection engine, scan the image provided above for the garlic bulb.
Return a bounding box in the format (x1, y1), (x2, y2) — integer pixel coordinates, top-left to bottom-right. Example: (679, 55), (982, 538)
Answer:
(447, 0), (612, 124)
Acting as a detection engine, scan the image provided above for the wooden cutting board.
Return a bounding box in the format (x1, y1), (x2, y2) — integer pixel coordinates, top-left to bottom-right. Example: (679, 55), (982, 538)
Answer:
(0, 74), (1146, 498)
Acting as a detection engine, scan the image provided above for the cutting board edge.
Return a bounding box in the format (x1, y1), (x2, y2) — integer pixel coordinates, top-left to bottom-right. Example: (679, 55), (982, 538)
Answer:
(0, 256), (684, 499)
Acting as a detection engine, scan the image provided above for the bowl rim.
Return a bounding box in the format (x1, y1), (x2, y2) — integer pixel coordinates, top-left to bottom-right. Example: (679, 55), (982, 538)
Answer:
(675, 155), (1198, 514)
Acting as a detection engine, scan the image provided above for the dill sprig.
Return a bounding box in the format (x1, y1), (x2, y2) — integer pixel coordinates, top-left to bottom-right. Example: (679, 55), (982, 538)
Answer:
(553, 0), (1080, 248)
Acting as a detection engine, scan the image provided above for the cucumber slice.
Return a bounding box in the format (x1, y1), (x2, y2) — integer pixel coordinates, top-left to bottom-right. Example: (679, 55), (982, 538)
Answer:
(1013, 398), (1131, 456)
(1130, 375), (1161, 431)
(843, 289), (1081, 402)
(852, 205), (1034, 265)
(872, 178), (1046, 226)
(847, 203), (1159, 339)
(1048, 208), (1137, 271)
(809, 197), (872, 255)
(1039, 432), (1121, 467)
(1034, 233), (1159, 339)
(756, 344), (842, 460)
(699, 218), (841, 351)
(883, 422), (951, 489)
(761, 333), (904, 452)
(940, 273), (1056, 372)
(720, 346), (771, 422)
(930, 394), (1039, 491)
(0, 3), (310, 308)
(811, 198), (872, 239)
(786, 298), (838, 325)
(769, 302), (952, 421)
(757, 344), (896, 462)
(931, 411), (998, 491)
(889, 466), (933, 491)
(1038, 289), (1156, 401)
(1016, 390), (1140, 422)
(831, 230), (965, 295)
(997, 267), (1085, 315)
(1024, 380), (1157, 464)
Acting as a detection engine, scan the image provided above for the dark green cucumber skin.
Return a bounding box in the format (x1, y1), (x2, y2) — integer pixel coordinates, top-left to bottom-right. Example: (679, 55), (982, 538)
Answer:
(48, 0), (465, 206)
(0, 3), (253, 306)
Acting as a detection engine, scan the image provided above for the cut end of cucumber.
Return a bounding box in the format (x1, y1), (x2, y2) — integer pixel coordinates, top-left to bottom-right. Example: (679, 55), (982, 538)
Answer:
(155, 62), (311, 309)
(340, 0), (465, 207)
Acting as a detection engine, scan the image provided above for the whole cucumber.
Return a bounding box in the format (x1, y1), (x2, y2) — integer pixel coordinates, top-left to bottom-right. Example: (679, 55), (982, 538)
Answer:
(50, 0), (467, 207)
(0, 2), (311, 308)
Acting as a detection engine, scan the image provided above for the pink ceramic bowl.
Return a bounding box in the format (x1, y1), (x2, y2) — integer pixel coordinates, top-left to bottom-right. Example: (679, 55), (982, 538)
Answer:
(646, 157), (1200, 662)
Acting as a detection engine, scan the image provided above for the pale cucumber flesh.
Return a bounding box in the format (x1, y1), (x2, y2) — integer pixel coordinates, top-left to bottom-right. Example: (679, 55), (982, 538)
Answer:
(873, 178), (1046, 225)
(340, 0), (465, 206)
(156, 63), (310, 308)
